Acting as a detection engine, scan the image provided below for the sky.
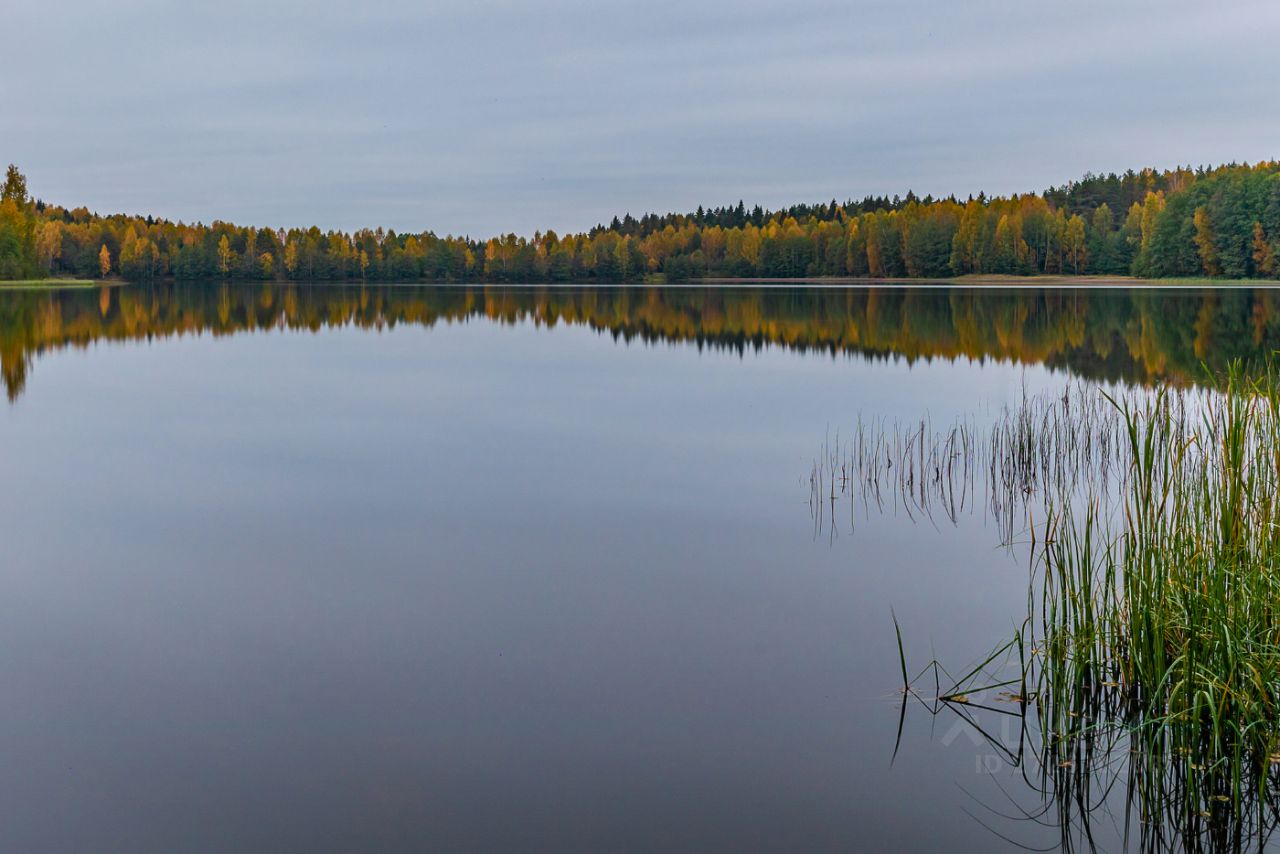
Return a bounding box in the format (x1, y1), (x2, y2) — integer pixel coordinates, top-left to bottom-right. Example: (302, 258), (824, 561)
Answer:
(4, 0), (1279, 237)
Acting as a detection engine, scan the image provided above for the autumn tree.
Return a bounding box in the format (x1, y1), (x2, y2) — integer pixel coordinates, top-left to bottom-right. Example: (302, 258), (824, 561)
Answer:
(36, 221), (62, 271)
(1193, 206), (1221, 276)
(0, 164), (35, 278)
(1254, 222), (1276, 278)
(1064, 214), (1088, 274)
(284, 240), (299, 278)
(949, 201), (989, 275)
(613, 237), (633, 280)
(217, 235), (233, 277)
(1133, 191), (1166, 275)
(1, 164), (27, 205)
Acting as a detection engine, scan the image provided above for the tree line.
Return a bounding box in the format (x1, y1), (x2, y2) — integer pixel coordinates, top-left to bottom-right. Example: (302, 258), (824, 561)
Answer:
(1, 161), (1278, 284)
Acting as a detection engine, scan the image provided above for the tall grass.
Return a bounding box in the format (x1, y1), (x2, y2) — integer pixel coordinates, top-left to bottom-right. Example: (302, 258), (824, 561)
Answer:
(1029, 364), (1280, 848)
(843, 364), (1280, 848)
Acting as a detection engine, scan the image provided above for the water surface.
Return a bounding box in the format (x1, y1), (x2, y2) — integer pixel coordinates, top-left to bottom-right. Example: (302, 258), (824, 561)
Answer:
(1, 283), (1275, 851)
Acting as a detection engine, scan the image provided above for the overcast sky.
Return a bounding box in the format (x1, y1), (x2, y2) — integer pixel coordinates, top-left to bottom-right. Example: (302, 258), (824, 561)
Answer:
(4, 0), (1278, 237)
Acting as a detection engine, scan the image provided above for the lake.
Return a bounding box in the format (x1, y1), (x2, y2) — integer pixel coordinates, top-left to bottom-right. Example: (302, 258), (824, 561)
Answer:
(1, 283), (1276, 852)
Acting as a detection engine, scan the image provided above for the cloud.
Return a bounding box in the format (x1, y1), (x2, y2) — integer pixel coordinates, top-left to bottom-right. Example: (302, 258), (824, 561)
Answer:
(3, 0), (1278, 235)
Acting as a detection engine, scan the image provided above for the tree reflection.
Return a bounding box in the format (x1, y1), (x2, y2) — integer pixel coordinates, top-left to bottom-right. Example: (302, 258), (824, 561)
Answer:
(3, 283), (1279, 401)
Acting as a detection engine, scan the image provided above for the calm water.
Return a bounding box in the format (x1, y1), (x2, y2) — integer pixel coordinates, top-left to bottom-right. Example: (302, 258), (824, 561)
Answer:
(1, 283), (1276, 852)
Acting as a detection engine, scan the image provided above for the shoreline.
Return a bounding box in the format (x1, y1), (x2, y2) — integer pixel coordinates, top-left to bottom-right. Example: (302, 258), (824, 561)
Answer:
(694, 274), (1279, 288)
(6, 275), (1279, 290)
(0, 278), (109, 290)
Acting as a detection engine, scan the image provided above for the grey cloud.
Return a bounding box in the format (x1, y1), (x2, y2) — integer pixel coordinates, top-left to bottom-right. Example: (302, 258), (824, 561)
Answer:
(3, 0), (1278, 236)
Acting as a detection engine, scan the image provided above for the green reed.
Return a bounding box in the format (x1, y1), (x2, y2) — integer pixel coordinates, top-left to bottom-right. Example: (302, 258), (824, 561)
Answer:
(1026, 363), (1280, 846)
(843, 364), (1280, 848)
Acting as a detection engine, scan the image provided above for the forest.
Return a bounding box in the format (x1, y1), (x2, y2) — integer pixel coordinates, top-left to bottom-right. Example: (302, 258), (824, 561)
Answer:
(1, 161), (1278, 284)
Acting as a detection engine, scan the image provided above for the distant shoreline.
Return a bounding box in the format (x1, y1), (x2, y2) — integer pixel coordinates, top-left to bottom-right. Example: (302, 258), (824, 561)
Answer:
(0, 278), (102, 289)
(695, 274), (1275, 288)
(5, 274), (1277, 290)
(5, 162), (1279, 287)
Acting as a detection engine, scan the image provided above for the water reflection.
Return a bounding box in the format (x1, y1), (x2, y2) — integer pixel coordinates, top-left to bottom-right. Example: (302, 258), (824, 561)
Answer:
(3, 282), (1280, 400)
(8, 280), (1255, 851)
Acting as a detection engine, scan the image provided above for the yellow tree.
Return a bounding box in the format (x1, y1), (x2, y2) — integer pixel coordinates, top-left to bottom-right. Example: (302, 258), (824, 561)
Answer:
(1192, 207), (1221, 276)
(1064, 214), (1088, 274)
(700, 226), (725, 268)
(99, 244), (111, 278)
(1139, 191), (1165, 258)
(612, 237), (632, 279)
(1046, 209), (1068, 273)
(865, 215), (887, 277)
(1253, 222), (1275, 277)
(483, 237), (506, 278)
(1, 164), (28, 204)
(217, 235), (233, 277)
(118, 234), (137, 272)
(950, 201), (986, 274)
(993, 213), (1029, 272)
(739, 224), (761, 269)
(145, 240), (160, 279)
(36, 221), (62, 272)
